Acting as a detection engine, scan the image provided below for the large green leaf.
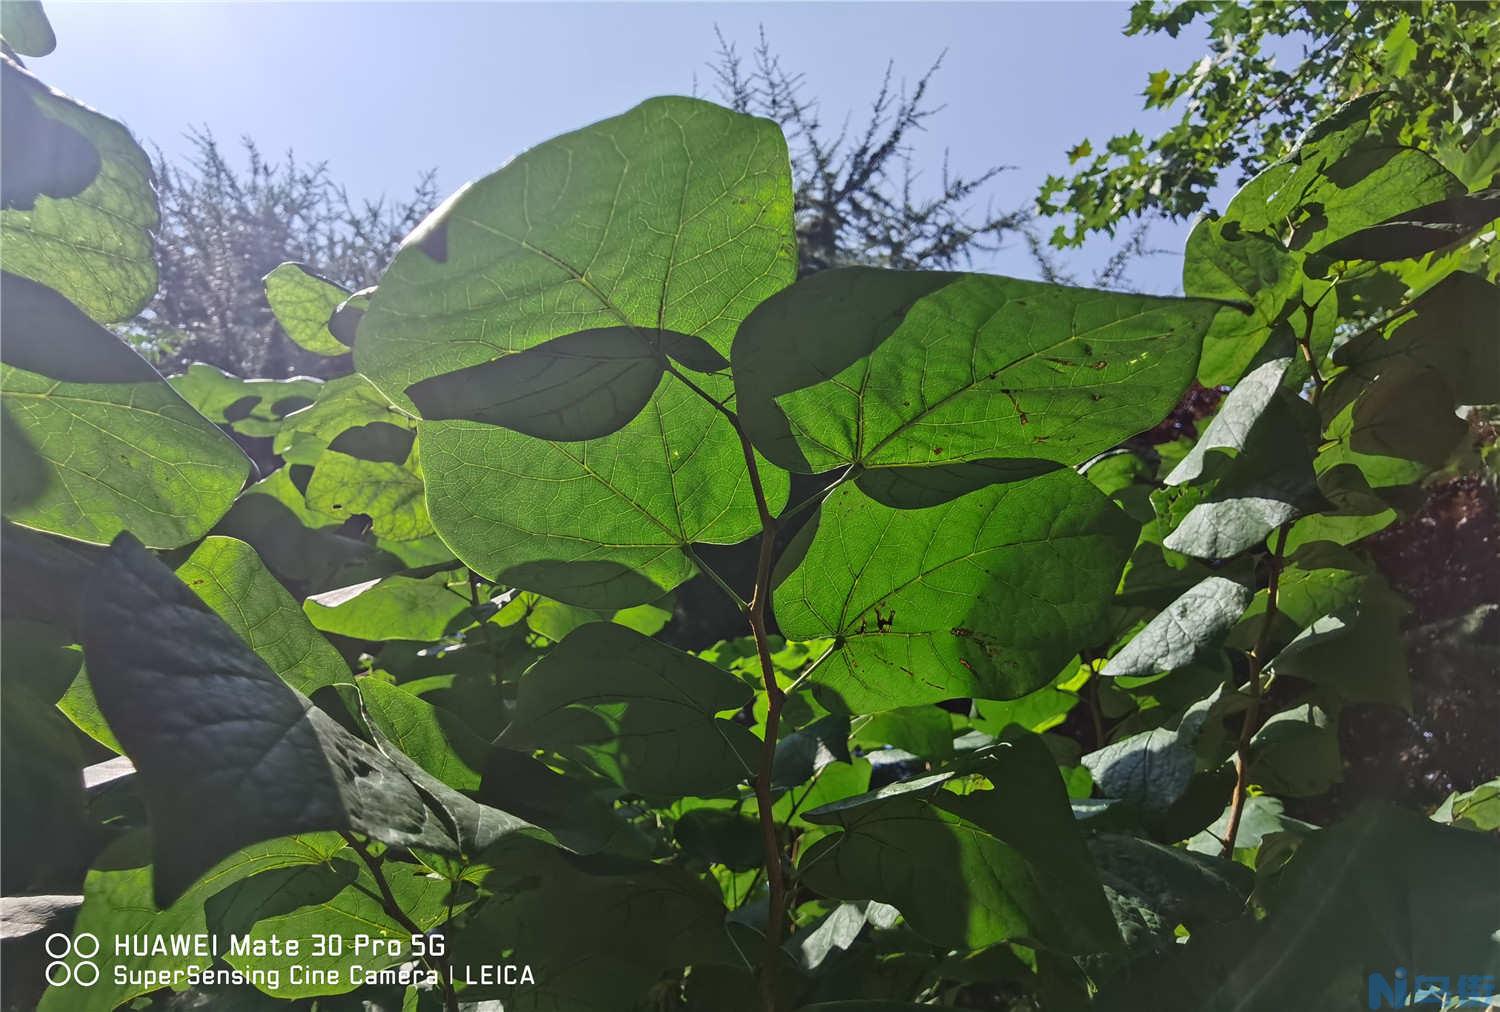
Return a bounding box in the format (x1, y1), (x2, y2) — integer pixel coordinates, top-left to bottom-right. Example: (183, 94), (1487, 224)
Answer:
(1222, 102), (1465, 254)
(36, 831), (346, 1012)
(1332, 271), (1500, 410)
(1164, 356), (1291, 487)
(176, 536), (349, 694)
(1434, 778), (1500, 833)
(364, 713), (537, 857)
(1315, 369), (1464, 498)
(303, 445), (433, 541)
(476, 749), (650, 856)
(500, 622), (758, 797)
(304, 571), (471, 642)
(1, 681), (86, 888)
(495, 588), (672, 643)
(61, 534), (353, 751)
(353, 97), (797, 607)
(418, 370), (787, 608)
(1081, 688), (1231, 812)
(1318, 187), (1500, 262)
(1, 273), (250, 548)
(213, 468), (412, 593)
(0, 56), (158, 322)
(262, 262), (352, 357)
(80, 535), (457, 904)
(971, 669), (1079, 735)
(775, 469), (1136, 713)
(1182, 218), (1299, 386)
(1186, 795), (1314, 856)
(799, 732), (1120, 953)
(1103, 576), (1251, 678)
(1248, 703), (1342, 797)
(1264, 596), (1410, 708)
(850, 706), (953, 761)
(1162, 394), (1320, 559)
(733, 267), (1217, 473)
(356, 95), (794, 401)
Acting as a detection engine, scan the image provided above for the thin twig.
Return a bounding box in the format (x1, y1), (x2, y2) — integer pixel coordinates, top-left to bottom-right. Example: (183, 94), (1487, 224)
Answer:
(686, 546), (750, 613)
(1221, 524), (1289, 859)
(1296, 300), (1327, 403)
(777, 464), (859, 528)
(341, 832), (459, 1012)
(747, 514), (789, 1012)
(783, 640), (839, 698)
(666, 359), (788, 1011)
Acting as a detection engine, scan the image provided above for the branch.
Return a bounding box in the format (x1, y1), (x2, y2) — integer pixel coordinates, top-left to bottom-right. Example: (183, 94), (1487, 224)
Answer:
(341, 832), (458, 1012)
(664, 360), (787, 1011)
(1221, 523), (1289, 859)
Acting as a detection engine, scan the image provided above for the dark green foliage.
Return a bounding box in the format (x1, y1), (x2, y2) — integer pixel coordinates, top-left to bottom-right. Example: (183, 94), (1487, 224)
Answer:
(3, 8), (1495, 1011)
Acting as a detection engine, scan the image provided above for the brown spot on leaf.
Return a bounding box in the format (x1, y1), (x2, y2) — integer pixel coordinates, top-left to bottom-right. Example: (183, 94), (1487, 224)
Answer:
(1001, 388), (1029, 424)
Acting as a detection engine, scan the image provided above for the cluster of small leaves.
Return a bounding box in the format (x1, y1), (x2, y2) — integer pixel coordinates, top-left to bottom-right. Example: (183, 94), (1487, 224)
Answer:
(3, 7), (1498, 1012)
(1039, 0), (1500, 246)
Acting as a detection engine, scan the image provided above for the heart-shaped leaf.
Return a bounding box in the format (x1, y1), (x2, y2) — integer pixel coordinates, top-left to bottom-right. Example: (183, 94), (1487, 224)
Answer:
(775, 468), (1136, 713)
(734, 267), (1218, 473)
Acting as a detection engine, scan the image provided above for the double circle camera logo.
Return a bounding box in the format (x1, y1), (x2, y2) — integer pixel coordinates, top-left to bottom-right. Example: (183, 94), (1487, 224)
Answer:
(45, 932), (99, 987)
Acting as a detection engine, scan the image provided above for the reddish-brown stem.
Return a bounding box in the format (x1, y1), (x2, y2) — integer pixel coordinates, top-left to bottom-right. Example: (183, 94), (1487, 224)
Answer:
(748, 517), (788, 1012)
(1221, 524), (1289, 859)
(665, 361), (788, 1010)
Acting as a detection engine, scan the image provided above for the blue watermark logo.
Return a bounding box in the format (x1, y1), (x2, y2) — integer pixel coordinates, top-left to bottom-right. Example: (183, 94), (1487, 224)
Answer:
(1367, 967), (1497, 1008)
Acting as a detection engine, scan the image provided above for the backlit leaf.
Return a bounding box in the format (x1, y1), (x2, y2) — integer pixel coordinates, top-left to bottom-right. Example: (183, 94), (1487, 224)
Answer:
(1, 1), (55, 56)
(357, 96), (794, 400)
(734, 267), (1217, 473)
(775, 469), (1136, 713)
(169, 364), (321, 438)
(1, 273), (250, 548)
(37, 831), (345, 1012)
(418, 371), (787, 608)
(207, 855), (455, 999)
(1, 56), (157, 321)
(304, 572), (471, 643)
(177, 536), (349, 694)
(263, 262), (353, 357)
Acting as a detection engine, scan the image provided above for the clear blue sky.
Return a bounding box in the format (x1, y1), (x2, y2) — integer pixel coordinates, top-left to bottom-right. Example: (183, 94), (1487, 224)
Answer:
(38, 2), (1234, 292)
